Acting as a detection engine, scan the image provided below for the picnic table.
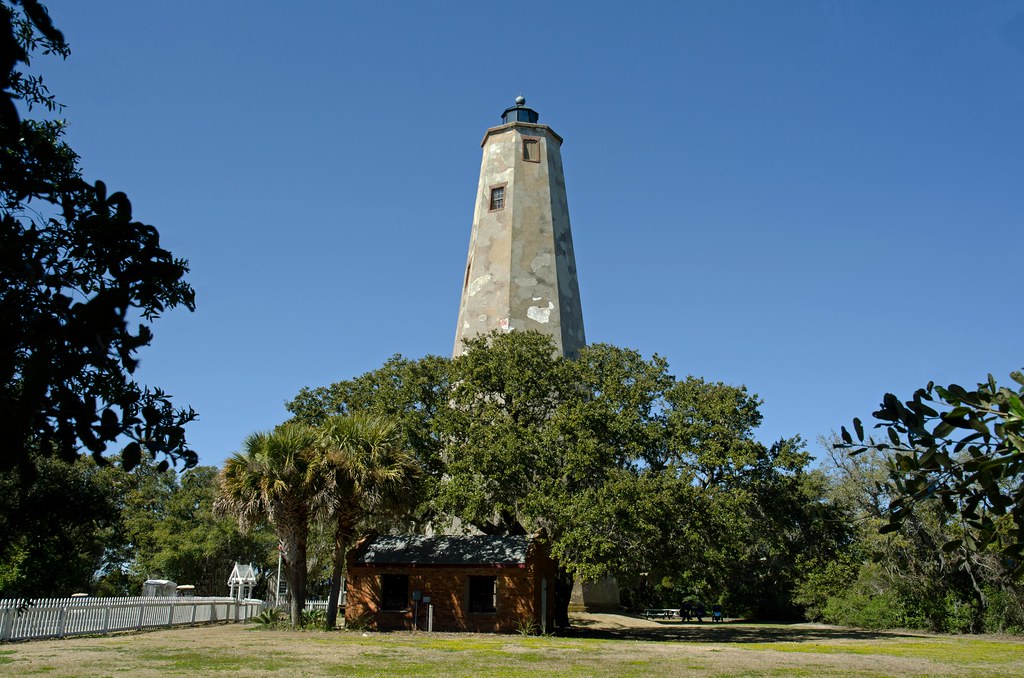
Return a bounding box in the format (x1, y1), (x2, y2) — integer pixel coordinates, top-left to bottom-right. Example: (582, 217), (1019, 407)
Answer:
(641, 608), (679, 620)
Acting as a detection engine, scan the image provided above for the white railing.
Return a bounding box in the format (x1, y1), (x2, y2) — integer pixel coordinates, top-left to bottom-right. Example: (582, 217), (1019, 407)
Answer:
(304, 592), (345, 612)
(0, 596), (263, 642)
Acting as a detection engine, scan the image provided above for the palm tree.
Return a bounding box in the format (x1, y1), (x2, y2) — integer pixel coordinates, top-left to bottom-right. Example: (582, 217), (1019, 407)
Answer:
(315, 413), (420, 629)
(217, 422), (319, 626)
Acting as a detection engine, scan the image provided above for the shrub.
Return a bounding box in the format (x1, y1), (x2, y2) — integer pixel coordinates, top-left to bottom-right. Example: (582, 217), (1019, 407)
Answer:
(941, 593), (978, 634)
(301, 607), (327, 628)
(982, 586), (1024, 635)
(515, 617), (539, 636)
(253, 606), (286, 627)
(822, 589), (905, 630)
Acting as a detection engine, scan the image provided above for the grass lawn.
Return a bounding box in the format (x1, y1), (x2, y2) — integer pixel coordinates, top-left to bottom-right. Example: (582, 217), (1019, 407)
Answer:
(1, 619), (1023, 676)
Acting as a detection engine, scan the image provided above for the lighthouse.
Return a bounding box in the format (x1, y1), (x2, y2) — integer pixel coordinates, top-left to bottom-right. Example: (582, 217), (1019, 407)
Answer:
(453, 96), (586, 358)
(451, 99), (620, 613)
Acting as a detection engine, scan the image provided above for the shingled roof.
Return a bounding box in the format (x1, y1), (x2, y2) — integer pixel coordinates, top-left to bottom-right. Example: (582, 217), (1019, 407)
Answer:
(350, 534), (530, 567)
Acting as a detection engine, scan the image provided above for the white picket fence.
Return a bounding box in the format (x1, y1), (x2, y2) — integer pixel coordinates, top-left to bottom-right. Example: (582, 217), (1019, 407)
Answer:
(0, 596), (263, 642)
(304, 592), (345, 612)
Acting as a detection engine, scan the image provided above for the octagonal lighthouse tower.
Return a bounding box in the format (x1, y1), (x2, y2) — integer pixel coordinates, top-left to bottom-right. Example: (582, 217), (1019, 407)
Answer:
(453, 97), (586, 358)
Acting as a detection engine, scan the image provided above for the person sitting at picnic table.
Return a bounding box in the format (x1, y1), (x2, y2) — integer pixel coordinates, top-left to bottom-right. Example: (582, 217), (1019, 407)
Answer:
(693, 601), (706, 622)
(679, 601), (692, 621)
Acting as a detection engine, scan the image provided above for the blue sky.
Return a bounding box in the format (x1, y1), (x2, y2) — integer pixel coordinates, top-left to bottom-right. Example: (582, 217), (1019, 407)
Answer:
(31, 1), (1024, 468)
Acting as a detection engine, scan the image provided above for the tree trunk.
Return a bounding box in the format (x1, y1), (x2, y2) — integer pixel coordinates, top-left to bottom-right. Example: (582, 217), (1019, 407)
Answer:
(287, 567), (303, 627)
(325, 512), (358, 630)
(325, 527), (346, 629)
(553, 566), (574, 629)
(282, 529), (307, 627)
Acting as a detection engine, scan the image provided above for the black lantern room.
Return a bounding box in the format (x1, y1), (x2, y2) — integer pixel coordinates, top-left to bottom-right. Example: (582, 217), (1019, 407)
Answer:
(501, 95), (539, 124)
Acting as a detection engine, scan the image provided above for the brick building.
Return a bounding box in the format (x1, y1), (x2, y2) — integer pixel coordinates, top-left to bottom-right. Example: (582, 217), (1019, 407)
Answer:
(345, 532), (556, 633)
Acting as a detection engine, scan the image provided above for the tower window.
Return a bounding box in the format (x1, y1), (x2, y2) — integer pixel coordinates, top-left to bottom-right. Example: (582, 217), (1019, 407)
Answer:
(489, 186), (505, 211)
(523, 137), (540, 163)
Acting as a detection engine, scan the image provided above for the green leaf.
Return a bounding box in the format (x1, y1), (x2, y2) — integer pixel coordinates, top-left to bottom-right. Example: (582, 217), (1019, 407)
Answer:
(895, 455), (916, 472)
(122, 441), (142, 471)
(840, 427), (852, 445)
(990, 493), (1013, 508)
(100, 408), (120, 437)
(1010, 371), (1024, 387)
(1008, 395), (1024, 418)
(853, 417), (864, 441)
(941, 413), (971, 430)
(941, 539), (962, 553)
(953, 431), (983, 452)
(967, 415), (991, 437)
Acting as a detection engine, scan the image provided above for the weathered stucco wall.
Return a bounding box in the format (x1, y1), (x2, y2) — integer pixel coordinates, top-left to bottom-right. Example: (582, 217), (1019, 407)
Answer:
(453, 121), (586, 358)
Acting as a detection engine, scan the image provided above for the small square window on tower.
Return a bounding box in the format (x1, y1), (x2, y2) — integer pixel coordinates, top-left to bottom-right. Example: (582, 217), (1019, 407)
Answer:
(489, 186), (505, 211)
(522, 137), (540, 163)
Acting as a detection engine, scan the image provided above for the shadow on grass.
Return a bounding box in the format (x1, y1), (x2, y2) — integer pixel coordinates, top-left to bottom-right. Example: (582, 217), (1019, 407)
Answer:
(561, 618), (924, 644)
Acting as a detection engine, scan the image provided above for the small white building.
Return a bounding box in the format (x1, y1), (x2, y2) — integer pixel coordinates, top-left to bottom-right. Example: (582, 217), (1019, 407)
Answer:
(143, 579), (178, 597)
(228, 562), (257, 600)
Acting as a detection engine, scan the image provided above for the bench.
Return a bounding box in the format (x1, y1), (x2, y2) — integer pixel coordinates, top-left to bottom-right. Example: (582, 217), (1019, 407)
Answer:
(641, 608), (679, 620)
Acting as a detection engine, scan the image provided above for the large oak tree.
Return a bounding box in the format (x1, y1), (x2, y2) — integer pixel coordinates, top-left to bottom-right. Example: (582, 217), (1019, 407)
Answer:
(290, 330), (834, 623)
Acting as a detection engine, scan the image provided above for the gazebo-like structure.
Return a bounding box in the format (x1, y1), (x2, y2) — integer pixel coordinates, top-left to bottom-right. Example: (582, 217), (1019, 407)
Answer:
(227, 562), (257, 600)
